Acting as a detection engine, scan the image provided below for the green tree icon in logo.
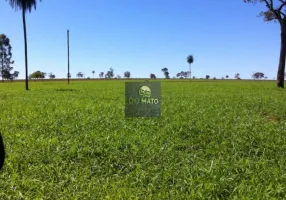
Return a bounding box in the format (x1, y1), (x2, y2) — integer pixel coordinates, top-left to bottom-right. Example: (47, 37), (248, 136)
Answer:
(139, 86), (151, 98)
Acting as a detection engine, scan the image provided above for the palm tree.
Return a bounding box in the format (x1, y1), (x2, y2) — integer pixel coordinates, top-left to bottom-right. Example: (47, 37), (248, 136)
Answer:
(92, 70), (95, 79)
(186, 55), (194, 79)
(7, 0), (42, 90)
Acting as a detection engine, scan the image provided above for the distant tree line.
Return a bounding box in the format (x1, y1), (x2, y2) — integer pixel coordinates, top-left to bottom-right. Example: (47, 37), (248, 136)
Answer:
(24, 69), (279, 81)
(2, 37), (279, 82)
(177, 71), (190, 79)
(29, 71), (46, 79)
(3, 0), (286, 89)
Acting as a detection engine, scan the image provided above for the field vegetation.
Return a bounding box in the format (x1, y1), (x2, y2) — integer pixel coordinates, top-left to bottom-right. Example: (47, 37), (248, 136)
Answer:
(0, 80), (286, 199)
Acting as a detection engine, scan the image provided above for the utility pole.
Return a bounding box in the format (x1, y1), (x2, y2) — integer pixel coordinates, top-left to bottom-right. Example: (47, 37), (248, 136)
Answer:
(67, 29), (70, 84)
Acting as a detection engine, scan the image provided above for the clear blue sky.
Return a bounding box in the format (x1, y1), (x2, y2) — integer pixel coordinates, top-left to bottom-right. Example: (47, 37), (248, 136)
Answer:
(0, 0), (280, 79)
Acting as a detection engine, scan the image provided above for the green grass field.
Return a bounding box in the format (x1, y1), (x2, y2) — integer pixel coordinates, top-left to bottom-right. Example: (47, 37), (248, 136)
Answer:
(1, 80), (286, 199)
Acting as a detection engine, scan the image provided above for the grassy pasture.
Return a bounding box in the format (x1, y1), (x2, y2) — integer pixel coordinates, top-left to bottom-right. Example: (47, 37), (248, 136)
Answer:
(0, 80), (286, 199)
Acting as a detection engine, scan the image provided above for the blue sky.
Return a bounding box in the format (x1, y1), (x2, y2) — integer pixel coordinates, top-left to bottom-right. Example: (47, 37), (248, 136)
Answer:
(0, 0), (280, 79)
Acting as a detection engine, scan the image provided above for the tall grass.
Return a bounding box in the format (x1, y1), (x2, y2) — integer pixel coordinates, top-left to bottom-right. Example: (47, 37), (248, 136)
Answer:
(0, 80), (286, 199)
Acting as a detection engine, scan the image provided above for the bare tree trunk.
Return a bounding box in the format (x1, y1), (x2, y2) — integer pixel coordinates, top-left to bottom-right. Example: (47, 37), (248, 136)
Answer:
(22, 9), (29, 90)
(189, 64), (191, 79)
(1, 46), (3, 83)
(277, 19), (286, 88)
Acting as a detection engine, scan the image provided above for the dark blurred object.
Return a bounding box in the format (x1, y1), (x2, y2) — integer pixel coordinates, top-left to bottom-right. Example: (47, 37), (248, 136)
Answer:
(0, 133), (5, 169)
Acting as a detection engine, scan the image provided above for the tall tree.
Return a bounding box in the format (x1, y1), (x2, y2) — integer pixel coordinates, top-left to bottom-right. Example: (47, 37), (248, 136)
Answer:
(105, 68), (114, 78)
(150, 73), (156, 79)
(92, 70), (95, 79)
(99, 72), (104, 78)
(49, 72), (55, 79)
(124, 71), (131, 78)
(77, 72), (83, 78)
(161, 67), (170, 79)
(165, 71), (170, 79)
(186, 55), (194, 79)
(7, 0), (42, 90)
(244, 0), (286, 88)
(0, 34), (14, 82)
